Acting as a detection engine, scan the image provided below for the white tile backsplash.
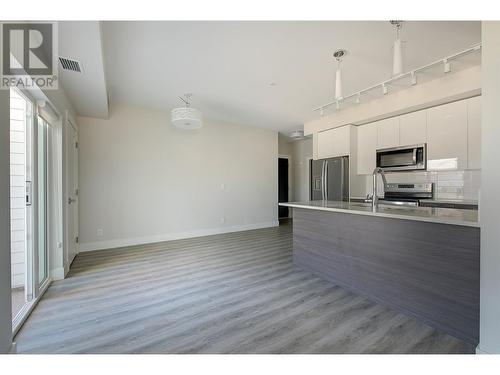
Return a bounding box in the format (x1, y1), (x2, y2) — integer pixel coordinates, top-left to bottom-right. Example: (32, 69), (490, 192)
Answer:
(361, 170), (481, 201)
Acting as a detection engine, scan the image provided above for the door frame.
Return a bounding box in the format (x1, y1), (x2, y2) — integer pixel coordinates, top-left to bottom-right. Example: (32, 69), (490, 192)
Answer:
(278, 154), (292, 218)
(64, 111), (79, 274)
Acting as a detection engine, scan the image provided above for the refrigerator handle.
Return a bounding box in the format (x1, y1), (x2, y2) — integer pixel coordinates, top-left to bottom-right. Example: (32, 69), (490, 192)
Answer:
(340, 158), (345, 201)
(324, 160), (328, 201)
(321, 160), (326, 200)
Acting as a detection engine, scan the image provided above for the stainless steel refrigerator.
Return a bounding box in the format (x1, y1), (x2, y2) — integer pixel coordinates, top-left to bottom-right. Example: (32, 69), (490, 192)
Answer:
(310, 156), (349, 201)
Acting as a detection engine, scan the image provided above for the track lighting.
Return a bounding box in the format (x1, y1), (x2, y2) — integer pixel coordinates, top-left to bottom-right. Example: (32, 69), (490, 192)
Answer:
(333, 49), (347, 100)
(443, 59), (451, 73)
(410, 71), (417, 85)
(314, 44), (482, 115)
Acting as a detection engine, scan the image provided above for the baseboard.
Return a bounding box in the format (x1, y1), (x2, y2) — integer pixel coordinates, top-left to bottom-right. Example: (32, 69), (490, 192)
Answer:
(9, 341), (16, 354)
(79, 221), (279, 252)
(50, 267), (65, 281)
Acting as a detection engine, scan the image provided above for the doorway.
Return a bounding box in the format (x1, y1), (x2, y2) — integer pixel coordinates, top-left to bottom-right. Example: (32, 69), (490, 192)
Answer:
(66, 116), (79, 267)
(278, 157), (290, 219)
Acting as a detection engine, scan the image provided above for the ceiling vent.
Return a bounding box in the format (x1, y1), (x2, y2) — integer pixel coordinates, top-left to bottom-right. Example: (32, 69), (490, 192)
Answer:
(59, 57), (82, 73)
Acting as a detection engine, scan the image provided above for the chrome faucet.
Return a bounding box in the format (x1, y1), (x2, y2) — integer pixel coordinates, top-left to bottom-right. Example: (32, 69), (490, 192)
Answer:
(372, 167), (387, 210)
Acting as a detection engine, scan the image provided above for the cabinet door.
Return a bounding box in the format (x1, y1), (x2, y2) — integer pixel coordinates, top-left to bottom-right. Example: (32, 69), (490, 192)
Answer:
(316, 128), (335, 159)
(317, 126), (351, 159)
(357, 124), (377, 175)
(399, 110), (427, 146)
(427, 100), (468, 170)
(331, 125), (351, 157)
(467, 96), (481, 169)
(376, 117), (400, 149)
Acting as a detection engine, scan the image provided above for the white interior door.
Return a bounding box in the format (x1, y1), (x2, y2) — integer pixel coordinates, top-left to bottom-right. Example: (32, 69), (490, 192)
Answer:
(66, 120), (79, 266)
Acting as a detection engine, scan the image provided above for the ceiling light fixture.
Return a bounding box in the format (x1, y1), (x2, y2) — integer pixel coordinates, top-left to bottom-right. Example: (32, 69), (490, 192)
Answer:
(333, 49), (347, 100)
(289, 130), (304, 139)
(390, 21), (404, 77)
(171, 94), (203, 130)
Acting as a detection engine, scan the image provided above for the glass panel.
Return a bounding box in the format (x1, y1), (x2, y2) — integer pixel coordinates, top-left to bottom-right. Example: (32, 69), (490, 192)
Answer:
(38, 118), (48, 284)
(10, 88), (30, 320)
(379, 150), (415, 167)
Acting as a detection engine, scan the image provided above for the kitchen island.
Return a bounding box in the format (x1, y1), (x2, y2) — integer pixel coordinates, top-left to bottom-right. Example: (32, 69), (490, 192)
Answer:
(279, 201), (480, 345)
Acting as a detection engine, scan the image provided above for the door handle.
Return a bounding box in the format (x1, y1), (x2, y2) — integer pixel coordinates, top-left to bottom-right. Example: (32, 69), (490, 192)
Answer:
(68, 197), (77, 204)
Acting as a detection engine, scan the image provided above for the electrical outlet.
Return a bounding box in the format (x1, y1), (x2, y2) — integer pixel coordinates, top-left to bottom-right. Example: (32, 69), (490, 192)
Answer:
(220, 217), (225, 224)
(220, 183), (225, 190)
(97, 228), (104, 237)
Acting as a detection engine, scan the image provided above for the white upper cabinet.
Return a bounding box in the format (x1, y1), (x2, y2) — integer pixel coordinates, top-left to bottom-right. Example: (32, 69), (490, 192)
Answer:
(467, 96), (481, 170)
(427, 100), (468, 171)
(399, 110), (427, 146)
(315, 125), (352, 160)
(357, 124), (377, 175)
(376, 117), (400, 149)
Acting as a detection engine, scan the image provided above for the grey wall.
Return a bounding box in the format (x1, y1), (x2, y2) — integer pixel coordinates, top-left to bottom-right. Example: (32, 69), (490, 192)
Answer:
(478, 21), (500, 354)
(0, 90), (13, 353)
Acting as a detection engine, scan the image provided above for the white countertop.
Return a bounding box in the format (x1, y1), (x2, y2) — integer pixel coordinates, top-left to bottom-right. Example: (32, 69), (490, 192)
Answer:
(350, 197), (479, 205)
(279, 200), (479, 228)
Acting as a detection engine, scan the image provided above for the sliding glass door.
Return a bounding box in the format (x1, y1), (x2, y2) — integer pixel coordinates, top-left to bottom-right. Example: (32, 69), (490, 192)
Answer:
(10, 88), (51, 332)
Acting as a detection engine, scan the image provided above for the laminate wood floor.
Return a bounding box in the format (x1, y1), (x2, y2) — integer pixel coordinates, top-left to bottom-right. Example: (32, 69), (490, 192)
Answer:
(14, 222), (475, 354)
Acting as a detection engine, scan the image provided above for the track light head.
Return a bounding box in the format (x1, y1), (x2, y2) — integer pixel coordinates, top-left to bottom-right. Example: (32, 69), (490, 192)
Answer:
(382, 84), (388, 95)
(443, 59), (451, 73)
(410, 71), (417, 85)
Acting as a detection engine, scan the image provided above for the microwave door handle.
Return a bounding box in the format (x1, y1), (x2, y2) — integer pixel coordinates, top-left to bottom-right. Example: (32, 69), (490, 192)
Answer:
(413, 148), (417, 164)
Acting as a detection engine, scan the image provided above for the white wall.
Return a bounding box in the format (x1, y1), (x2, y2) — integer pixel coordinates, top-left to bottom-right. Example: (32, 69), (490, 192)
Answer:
(0, 90), (13, 353)
(77, 103), (278, 251)
(478, 21), (500, 354)
(278, 133), (293, 156)
(291, 138), (313, 201)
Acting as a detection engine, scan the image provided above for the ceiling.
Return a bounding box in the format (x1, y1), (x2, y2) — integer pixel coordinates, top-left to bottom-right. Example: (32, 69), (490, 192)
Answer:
(58, 22), (109, 118)
(58, 21), (481, 132)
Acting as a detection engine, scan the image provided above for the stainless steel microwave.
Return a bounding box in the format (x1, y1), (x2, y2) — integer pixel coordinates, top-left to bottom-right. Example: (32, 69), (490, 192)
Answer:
(376, 144), (426, 172)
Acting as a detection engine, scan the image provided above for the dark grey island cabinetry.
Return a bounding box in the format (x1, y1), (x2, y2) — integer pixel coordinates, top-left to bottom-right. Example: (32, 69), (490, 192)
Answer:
(279, 201), (480, 345)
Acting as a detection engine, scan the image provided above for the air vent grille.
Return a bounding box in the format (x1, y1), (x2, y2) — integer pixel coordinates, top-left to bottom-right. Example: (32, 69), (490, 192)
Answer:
(59, 57), (82, 73)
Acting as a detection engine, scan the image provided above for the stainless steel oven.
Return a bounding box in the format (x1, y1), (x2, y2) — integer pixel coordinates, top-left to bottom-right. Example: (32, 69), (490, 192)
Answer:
(376, 144), (426, 172)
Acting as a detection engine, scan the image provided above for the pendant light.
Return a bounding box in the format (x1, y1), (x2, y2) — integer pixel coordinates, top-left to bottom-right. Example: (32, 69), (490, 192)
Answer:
(390, 21), (404, 77)
(171, 93), (203, 130)
(333, 49), (346, 100)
